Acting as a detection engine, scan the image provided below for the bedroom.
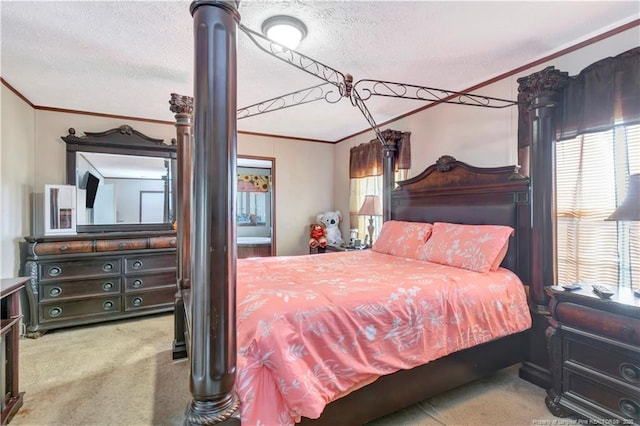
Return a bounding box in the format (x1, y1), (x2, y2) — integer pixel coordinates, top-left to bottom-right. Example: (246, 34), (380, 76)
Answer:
(1, 1), (639, 425)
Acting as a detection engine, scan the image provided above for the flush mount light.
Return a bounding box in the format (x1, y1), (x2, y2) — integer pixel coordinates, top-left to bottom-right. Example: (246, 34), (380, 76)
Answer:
(261, 15), (307, 50)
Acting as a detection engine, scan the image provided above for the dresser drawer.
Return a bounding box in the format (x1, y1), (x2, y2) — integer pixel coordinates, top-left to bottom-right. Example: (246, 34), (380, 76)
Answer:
(39, 258), (121, 281)
(556, 302), (640, 346)
(565, 333), (640, 387)
(125, 272), (176, 292)
(39, 296), (122, 322)
(564, 370), (640, 421)
(149, 236), (177, 249)
(124, 288), (175, 311)
(95, 239), (147, 252)
(124, 253), (175, 274)
(40, 278), (122, 302)
(33, 241), (93, 255)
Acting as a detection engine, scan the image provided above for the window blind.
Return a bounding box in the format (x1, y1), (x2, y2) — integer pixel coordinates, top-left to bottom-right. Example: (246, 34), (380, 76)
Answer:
(556, 124), (640, 287)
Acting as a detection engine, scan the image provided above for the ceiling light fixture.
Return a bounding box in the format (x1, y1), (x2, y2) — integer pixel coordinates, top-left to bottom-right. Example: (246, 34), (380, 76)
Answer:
(261, 15), (307, 50)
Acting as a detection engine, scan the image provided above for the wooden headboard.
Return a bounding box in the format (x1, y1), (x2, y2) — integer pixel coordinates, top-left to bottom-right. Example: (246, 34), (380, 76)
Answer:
(391, 155), (531, 284)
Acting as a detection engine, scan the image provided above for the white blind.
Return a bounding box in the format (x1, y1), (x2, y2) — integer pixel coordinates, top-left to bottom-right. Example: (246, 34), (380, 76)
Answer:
(556, 124), (640, 287)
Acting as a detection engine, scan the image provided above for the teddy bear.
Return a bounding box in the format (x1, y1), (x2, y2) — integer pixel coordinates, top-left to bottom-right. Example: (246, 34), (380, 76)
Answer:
(309, 223), (327, 249)
(317, 210), (344, 246)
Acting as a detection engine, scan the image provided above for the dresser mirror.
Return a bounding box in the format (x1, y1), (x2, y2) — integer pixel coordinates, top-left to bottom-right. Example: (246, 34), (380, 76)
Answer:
(63, 125), (177, 232)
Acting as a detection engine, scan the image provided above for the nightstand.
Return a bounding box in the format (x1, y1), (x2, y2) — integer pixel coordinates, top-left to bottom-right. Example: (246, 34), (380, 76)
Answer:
(309, 245), (368, 254)
(545, 285), (640, 424)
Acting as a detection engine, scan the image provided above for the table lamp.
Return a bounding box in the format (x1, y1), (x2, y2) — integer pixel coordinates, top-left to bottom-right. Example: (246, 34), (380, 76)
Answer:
(358, 195), (382, 247)
(605, 174), (640, 295)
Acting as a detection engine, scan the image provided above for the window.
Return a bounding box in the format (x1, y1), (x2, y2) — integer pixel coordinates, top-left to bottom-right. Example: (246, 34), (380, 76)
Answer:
(556, 123), (640, 287)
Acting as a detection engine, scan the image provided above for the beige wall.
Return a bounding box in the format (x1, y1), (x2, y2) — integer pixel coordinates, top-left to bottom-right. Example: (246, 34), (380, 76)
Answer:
(0, 102), (334, 275)
(1, 85), (36, 277)
(333, 28), (640, 230)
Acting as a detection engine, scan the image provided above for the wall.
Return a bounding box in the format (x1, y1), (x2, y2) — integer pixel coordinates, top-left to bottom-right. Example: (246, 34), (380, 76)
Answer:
(238, 134), (334, 255)
(1, 85), (36, 277)
(333, 27), (640, 230)
(1, 106), (332, 274)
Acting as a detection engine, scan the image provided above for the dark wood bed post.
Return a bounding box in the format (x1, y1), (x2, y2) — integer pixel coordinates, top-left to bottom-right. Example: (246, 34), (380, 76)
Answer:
(169, 93), (193, 360)
(186, 1), (240, 424)
(516, 66), (568, 389)
(381, 130), (403, 221)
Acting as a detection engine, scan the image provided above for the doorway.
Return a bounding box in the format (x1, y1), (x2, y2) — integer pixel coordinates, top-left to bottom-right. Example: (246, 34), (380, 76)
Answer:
(237, 156), (275, 257)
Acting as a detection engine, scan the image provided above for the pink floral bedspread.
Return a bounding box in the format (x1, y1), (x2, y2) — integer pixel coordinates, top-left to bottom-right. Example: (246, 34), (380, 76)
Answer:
(235, 250), (531, 425)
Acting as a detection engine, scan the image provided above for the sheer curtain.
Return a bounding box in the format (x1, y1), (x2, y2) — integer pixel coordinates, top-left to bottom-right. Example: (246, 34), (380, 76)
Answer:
(554, 47), (640, 288)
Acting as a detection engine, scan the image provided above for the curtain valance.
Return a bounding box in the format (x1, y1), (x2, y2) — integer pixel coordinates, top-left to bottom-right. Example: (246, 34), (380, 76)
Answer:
(349, 131), (411, 178)
(518, 47), (639, 147)
(557, 46), (639, 141)
(237, 174), (270, 192)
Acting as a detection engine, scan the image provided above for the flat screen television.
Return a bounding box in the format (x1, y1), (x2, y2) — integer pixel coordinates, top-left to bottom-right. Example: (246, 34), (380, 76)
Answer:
(83, 172), (100, 209)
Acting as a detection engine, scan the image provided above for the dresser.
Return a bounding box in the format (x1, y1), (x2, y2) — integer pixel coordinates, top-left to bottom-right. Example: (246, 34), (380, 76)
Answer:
(20, 231), (177, 338)
(545, 285), (640, 424)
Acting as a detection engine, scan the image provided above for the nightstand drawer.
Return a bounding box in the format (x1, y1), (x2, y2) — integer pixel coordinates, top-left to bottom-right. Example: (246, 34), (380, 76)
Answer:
(564, 370), (640, 421)
(39, 258), (121, 281)
(40, 278), (121, 301)
(557, 302), (640, 346)
(565, 334), (640, 386)
(39, 296), (122, 322)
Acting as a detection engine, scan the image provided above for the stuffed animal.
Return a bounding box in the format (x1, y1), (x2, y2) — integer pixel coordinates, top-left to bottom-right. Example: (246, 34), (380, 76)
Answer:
(317, 210), (344, 246)
(309, 223), (327, 249)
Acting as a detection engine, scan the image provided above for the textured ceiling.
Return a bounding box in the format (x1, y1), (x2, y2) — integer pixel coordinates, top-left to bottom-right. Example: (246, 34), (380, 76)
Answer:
(1, 1), (639, 142)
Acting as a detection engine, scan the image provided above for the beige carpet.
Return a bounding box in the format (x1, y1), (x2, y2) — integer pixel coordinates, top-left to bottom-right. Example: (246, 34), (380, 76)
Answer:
(12, 313), (560, 426)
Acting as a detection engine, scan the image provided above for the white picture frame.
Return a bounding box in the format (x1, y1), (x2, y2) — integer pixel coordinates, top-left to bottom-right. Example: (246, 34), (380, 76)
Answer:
(44, 184), (76, 235)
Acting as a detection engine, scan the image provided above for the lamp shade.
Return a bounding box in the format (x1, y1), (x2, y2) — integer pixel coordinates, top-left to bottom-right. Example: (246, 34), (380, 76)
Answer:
(606, 174), (640, 221)
(358, 195), (382, 216)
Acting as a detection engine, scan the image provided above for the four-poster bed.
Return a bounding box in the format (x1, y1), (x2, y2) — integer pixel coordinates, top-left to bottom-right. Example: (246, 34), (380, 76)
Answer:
(171, 1), (562, 424)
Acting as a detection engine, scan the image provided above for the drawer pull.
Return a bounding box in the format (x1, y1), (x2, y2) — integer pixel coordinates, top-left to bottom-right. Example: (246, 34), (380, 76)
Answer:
(59, 245), (68, 252)
(49, 307), (62, 317)
(48, 287), (62, 297)
(132, 297), (143, 306)
(619, 399), (640, 419)
(119, 242), (128, 248)
(102, 282), (114, 291)
(620, 363), (640, 384)
(621, 326), (634, 336)
(102, 263), (114, 272)
(132, 279), (143, 288)
(170, 238), (176, 245)
(132, 260), (143, 269)
(48, 266), (62, 277)
(103, 301), (115, 310)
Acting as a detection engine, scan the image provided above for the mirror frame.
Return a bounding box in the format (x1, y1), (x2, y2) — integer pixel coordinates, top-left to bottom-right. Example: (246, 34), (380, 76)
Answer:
(62, 125), (177, 233)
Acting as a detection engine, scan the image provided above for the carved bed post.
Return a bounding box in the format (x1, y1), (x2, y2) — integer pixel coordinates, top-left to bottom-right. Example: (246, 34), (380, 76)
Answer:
(381, 130), (402, 221)
(516, 66), (568, 388)
(186, 1), (240, 424)
(517, 67), (568, 311)
(169, 93), (193, 360)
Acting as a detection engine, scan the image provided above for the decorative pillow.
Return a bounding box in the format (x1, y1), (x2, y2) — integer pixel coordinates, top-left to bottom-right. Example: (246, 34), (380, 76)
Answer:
(415, 222), (514, 273)
(372, 220), (433, 259)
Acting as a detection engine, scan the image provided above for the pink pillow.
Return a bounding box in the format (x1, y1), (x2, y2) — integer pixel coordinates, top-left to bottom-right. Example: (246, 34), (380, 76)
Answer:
(490, 241), (509, 271)
(372, 220), (433, 259)
(416, 222), (514, 273)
